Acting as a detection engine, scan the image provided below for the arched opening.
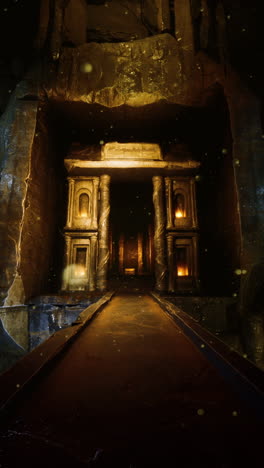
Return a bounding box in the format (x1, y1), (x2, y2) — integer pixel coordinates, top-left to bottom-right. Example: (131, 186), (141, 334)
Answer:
(173, 192), (186, 222)
(78, 193), (90, 218)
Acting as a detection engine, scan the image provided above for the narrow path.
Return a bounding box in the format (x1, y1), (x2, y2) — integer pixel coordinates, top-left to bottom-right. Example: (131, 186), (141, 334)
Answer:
(1, 294), (263, 467)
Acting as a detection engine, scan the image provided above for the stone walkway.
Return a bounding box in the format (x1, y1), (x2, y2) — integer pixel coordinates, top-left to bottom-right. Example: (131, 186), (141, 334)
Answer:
(0, 294), (263, 467)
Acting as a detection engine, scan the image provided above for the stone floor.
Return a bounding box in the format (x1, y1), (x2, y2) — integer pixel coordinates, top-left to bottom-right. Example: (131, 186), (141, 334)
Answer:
(0, 293), (263, 467)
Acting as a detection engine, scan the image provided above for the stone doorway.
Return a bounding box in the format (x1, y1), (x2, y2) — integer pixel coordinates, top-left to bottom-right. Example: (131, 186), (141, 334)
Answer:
(109, 181), (154, 282)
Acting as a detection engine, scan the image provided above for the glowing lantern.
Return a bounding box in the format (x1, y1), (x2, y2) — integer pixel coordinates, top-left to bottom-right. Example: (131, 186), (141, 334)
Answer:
(175, 208), (185, 218)
(177, 265), (189, 276)
(174, 194), (186, 220)
(176, 247), (189, 276)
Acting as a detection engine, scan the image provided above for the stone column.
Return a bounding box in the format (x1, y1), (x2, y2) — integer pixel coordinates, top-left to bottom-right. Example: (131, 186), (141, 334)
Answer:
(152, 176), (167, 291)
(67, 179), (74, 228)
(165, 177), (172, 228)
(92, 178), (99, 229)
(167, 234), (174, 292)
(96, 175), (110, 291)
(90, 235), (98, 291)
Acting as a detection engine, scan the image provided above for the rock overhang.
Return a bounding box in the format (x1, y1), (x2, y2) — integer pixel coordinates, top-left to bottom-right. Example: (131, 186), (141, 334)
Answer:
(42, 34), (202, 108)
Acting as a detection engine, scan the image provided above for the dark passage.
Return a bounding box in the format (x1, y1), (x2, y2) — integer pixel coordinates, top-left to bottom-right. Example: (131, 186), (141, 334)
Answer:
(0, 294), (263, 467)
(110, 182), (154, 286)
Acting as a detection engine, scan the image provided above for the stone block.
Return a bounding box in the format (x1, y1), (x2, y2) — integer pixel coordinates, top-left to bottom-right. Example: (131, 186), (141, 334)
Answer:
(0, 305), (29, 350)
(46, 34), (192, 107)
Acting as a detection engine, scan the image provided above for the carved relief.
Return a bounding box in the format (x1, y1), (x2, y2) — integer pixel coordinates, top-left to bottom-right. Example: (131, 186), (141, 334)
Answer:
(63, 175), (101, 291)
(62, 234), (98, 291)
(62, 232), (99, 292)
(66, 177), (99, 230)
(165, 176), (199, 292)
(102, 142), (162, 161)
(78, 193), (90, 218)
(166, 233), (199, 292)
(96, 175), (111, 291)
(152, 176), (167, 291)
(165, 177), (197, 229)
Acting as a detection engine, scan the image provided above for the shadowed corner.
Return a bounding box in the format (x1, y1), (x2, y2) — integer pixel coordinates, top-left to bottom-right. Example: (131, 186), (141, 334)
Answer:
(0, 319), (26, 374)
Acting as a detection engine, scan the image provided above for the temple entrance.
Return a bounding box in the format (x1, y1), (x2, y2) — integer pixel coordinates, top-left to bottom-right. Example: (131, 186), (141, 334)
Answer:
(109, 181), (154, 284)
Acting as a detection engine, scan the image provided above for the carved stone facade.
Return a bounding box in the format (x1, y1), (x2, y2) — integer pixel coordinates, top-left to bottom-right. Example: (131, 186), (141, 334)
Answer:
(165, 177), (199, 293)
(65, 177), (99, 231)
(62, 175), (110, 292)
(62, 145), (198, 293)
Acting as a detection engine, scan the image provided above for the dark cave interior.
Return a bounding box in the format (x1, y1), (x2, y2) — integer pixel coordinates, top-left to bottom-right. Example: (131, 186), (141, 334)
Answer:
(24, 89), (241, 298)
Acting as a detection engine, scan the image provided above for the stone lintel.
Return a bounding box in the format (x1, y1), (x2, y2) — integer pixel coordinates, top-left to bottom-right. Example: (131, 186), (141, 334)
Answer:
(101, 142), (162, 160)
(64, 159), (200, 173)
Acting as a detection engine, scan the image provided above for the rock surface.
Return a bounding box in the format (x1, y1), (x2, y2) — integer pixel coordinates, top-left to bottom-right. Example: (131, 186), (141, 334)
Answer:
(86, 1), (149, 42)
(0, 318), (26, 375)
(0, 305), (28, 351)
(19, 108), (63, 302)
(44, 34), (197, 107)
(0, 96), (38, 305)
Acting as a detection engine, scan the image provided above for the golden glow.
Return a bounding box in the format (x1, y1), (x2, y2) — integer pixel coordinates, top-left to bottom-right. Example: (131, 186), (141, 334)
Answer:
(124, 268), (136, 275)
(75, 265), (86, 277)
(102, 142), (162, 160)
(175, 209), (185, 218)
(177, 266), (189, 276)
(65, 159), (201, 171)
(79, 193), (89, 218)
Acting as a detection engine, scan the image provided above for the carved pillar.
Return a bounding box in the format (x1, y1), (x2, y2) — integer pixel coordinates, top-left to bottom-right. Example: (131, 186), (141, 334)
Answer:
(67, 179), (74, 228)
(167, 234), (174, 292)
(61, 235), (71, 290)
(152, 176), (167, 291)
(90, 235), (97, 291)
(165, 177), (172, 228)
(92, 178), (99, 229)
(96, 175), (110, 291)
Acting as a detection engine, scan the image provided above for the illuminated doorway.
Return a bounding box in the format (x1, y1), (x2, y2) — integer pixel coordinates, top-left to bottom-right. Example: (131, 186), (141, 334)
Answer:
(109, 181), (154, 279)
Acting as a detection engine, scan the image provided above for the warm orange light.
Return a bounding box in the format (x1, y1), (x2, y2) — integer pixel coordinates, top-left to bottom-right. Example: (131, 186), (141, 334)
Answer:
(177, 266), (189, 276)
(175, 209), (185, 218)
(80, 212), (87, 218)
(124, 268), (136, 276)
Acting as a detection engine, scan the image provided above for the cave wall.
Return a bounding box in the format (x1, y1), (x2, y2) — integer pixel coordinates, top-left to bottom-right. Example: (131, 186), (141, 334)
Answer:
(0, 96), (38, 305)
(19, 107), (63, 301)
(0, 96), (65, 305)
(197, 89), (241, 296)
